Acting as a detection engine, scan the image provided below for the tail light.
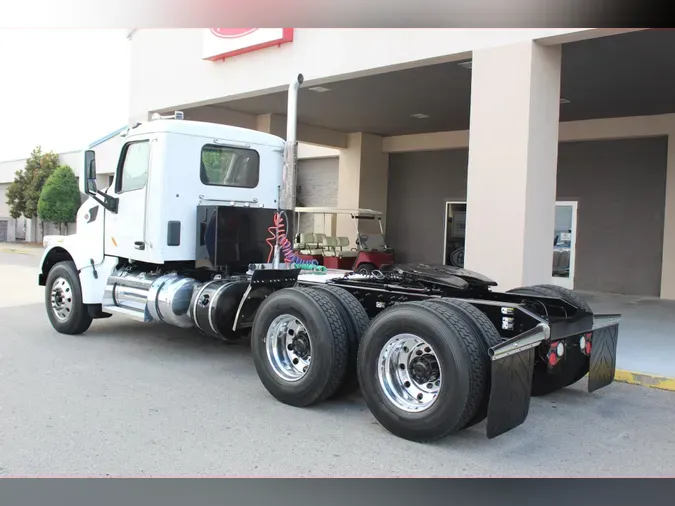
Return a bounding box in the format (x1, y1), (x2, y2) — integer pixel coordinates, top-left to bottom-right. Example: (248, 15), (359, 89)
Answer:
(580, 333), (592, 356)
(547, 340), (565, 367)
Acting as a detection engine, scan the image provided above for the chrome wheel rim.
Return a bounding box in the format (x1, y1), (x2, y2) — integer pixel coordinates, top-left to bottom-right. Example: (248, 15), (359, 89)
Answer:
(266, 314), (312, 382)
(50, 277), (73, 321)
(377, 333), (442, 413)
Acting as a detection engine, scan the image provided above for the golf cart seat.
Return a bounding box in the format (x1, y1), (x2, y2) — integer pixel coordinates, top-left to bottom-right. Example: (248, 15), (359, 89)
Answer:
(298, 233), (323, 255)
(336, 237), (358, 258)
(321, 236), (339, 257)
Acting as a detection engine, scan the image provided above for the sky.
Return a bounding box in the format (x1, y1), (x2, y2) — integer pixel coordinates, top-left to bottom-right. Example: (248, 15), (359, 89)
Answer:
(0, 29), (130, 161)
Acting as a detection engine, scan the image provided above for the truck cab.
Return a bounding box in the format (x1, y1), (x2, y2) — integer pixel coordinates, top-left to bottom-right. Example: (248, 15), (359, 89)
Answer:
(40, 115), (287, 306)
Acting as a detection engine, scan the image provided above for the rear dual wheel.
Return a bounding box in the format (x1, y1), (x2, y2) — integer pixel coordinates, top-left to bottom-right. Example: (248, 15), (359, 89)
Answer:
(357, 299), (497, 442)
(250, 285), (369, 406)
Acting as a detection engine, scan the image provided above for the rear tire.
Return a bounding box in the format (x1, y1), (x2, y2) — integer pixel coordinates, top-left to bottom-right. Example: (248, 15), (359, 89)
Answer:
(357, 300), (487, 442)
(251, 288), (350, 407)
(45, 260), (93, 335)
(425, 298), (501, 428)
(355, 263), (376, 275)
(508, 284), (592, 396)
(305, 285), (370, 397)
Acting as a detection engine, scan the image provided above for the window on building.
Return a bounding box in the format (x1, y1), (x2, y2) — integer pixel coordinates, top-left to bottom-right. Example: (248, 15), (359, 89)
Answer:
(117, 141), (150, 193)
(200, 144), (260, 189)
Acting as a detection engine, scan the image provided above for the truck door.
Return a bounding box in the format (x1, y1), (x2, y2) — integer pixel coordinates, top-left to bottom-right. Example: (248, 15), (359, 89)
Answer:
(104, 137), (153, 261)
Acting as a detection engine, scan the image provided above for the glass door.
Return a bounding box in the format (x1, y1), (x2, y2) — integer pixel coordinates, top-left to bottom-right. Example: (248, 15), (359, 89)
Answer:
(443, 202), (467, 267)
(551, 201), (578, 289)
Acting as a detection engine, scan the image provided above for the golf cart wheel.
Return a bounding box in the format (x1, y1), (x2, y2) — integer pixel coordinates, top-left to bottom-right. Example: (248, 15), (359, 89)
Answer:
(45, 260), (93, 335)
(508, 284), (592, 395)
(250, 288), (350, 407)
(357, 300), (487, 442)
(305, 285), (371, 397)
(425, 298), (501, 429)
(355, 263), (376, 275)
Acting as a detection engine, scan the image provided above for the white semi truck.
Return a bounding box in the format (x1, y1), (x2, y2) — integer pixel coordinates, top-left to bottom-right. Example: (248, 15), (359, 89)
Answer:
(38, 74), (621, 443)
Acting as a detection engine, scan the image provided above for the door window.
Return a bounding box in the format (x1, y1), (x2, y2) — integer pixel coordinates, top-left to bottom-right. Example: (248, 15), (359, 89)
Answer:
(118, 141), (150, 193)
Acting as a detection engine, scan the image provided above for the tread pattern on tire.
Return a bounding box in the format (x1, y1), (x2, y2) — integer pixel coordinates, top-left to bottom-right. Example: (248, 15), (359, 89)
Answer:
(295, 288), (350, 403)
(426, 298), (501, 428)
(303, 284), (371, 397)
(406, 300), (488, 436)
(252, 287), (351, 406)
(531, 284), (593, 313)
(45, 260), (93, 335)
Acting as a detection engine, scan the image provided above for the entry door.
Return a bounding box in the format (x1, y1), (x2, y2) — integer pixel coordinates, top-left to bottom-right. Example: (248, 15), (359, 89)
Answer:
(551, 201), (578, 290)
(104, 138), (153, 261)
(443, 201), (467, 267)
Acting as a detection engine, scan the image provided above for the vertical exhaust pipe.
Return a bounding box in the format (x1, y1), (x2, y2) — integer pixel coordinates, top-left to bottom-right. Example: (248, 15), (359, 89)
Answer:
(274, 73), (304, 268)
(280, 73), (304, 212)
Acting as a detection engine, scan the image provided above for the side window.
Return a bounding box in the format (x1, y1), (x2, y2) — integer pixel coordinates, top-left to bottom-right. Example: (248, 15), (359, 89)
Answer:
(117, 141), (150, 193)
(200, 144), (259, 189)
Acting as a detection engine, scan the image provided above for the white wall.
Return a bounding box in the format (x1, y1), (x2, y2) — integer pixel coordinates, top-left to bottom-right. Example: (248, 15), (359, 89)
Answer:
(128, 28), (609, 120)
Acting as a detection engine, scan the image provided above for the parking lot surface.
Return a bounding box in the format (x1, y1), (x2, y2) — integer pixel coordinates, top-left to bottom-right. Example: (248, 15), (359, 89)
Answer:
(1, 250), (674, 477)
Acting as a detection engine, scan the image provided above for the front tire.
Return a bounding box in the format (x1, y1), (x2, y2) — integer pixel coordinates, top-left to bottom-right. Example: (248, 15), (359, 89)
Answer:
(357, 301), (487, 442)
(45, 261), (93, 335)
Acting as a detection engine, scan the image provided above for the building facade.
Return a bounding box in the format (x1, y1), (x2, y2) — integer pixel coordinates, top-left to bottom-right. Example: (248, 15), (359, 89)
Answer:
(4, 28), (674, 301)
(123, 28), (675, 299)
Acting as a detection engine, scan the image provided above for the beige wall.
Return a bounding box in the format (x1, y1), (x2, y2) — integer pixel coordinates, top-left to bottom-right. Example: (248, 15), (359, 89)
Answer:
(377, 114), (675, 299)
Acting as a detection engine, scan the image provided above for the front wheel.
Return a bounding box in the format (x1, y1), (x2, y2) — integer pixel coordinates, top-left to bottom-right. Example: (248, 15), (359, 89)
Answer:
(45, 261), (93, 335)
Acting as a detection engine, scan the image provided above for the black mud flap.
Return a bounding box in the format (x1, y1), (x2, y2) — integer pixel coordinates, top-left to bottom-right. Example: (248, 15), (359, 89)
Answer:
(587, 314), (621, 393)
(485, 324), (549, 439)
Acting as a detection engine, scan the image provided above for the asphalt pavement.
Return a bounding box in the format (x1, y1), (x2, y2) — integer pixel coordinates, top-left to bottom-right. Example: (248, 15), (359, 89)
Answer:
(1, 249), (674, 477)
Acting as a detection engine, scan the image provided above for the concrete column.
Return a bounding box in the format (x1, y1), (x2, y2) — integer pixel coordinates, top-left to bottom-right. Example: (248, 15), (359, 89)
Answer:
(660, 131), (675, 299)
(464, 41), (562, 290)
(336, 133), (389, 244)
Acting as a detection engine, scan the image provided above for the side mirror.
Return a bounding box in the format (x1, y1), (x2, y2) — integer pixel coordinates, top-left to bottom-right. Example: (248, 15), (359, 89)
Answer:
(84, 150), (97, 195)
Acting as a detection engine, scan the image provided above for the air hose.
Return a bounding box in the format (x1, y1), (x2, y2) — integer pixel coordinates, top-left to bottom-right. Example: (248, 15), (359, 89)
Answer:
(266, 211), (320, 267)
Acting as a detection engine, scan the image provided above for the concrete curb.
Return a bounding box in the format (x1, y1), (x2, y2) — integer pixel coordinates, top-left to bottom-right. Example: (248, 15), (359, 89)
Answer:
(614, 369), (675, 392)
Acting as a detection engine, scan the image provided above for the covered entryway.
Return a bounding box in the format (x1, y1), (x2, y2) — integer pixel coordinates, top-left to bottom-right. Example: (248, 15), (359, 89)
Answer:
(168, 28), (675, 298)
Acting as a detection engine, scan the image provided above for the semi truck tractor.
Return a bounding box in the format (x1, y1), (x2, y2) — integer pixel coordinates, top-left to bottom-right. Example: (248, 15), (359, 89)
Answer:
(38, 74), (621, 443)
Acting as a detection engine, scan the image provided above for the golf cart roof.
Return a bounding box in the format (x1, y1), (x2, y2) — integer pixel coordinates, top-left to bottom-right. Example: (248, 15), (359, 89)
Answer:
(294, 207), (383, 217)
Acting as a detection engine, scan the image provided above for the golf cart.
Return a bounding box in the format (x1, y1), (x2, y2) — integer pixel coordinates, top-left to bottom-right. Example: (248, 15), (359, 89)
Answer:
(292, 207), (395, 274)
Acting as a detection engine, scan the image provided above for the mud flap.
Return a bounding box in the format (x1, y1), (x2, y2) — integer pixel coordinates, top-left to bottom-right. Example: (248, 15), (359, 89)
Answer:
(485, 324), (549, 439)
(587, 315), (621, 393)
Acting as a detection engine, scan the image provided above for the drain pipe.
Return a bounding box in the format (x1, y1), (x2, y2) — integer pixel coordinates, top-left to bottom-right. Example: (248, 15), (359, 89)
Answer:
(274, 73), (304, 268)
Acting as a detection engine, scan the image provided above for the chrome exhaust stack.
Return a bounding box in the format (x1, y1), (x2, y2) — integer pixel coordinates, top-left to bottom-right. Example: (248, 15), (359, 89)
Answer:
(274, 73), (304, 267)
(280, 73), (304, 212)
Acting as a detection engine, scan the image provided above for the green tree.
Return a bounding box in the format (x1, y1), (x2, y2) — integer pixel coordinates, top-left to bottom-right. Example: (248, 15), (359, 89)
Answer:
(5, 146), (60, 221)
(37, 165), (81, 235)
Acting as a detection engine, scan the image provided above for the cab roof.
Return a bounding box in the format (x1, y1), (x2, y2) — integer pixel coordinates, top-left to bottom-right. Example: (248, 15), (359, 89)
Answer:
(122, 118), (287, 149)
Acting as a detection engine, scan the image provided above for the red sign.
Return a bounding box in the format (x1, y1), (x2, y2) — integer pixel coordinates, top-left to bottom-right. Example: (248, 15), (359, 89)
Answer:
(202, 28), (294, 61)
(210, 28), (258, 38)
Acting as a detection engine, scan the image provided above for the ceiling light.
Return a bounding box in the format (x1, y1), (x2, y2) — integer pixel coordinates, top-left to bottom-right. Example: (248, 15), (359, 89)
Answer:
(308, 86), (330, 93)
(411, 113), (430, 119)
(457, 61), (472, 70)
(560, 98), (570, 104)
